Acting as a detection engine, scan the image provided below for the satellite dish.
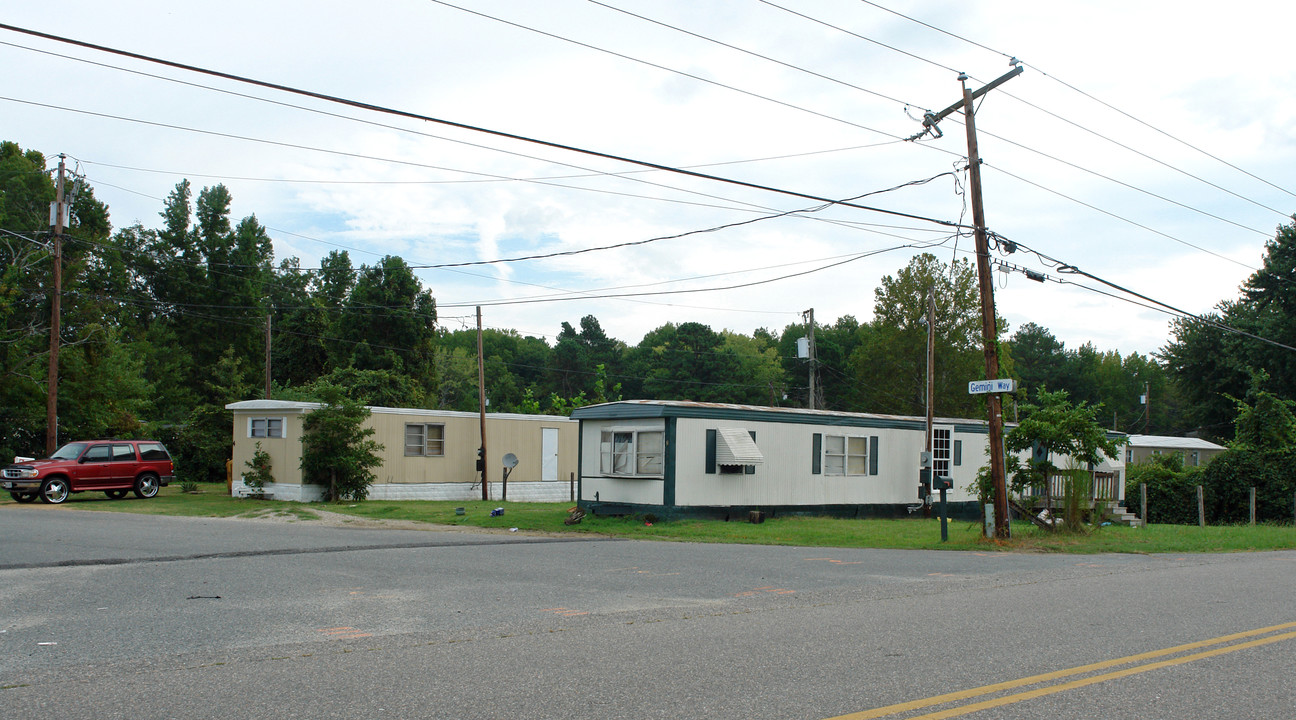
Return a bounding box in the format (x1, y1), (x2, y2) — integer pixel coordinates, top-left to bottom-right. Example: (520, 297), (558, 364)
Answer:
(502, 453), (519, 469)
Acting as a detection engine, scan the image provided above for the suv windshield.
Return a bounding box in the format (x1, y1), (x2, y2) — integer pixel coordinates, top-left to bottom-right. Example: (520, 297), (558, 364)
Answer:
(50, 442), (88, 461)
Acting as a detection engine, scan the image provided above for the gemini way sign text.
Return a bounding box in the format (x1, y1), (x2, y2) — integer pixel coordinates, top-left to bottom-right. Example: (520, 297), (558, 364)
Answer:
(968, 379), (1016, 394)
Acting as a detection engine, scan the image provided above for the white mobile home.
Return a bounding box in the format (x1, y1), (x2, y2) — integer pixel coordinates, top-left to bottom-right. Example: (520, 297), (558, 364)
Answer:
(227, 400), (577, 502)
(572, 400), (1127, 519)
(573, 400), (988, 519)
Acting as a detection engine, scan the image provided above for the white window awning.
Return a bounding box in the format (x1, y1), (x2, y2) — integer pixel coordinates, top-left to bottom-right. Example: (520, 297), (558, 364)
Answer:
(717, 428), (764, 465)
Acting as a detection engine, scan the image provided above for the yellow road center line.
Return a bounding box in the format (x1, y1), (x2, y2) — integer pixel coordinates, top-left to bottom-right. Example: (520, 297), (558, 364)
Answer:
(904, 630), (1296, 720)
(827, 621), (1296, 720)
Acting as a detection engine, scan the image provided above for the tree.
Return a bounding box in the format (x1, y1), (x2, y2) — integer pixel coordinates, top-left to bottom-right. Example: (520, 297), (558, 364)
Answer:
(548, 315), (623, 398)
(1009, 322), (1066, 398)
(1228, 372), (1296, 451)
(625, 322), (752, 403)
(1162, 218), (1296, 438)
(1003, 388), (1125, 530)
(849, 253), (990, 417)
(299, 384), (384, 501)
(337, 255), (438, 395)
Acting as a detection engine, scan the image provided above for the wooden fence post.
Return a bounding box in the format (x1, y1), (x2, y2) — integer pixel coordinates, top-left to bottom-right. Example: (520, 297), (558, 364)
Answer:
(1197, 485), (1205, 528)
(1250, 487), (1256, 526)
(1140, 483), (1147, 529)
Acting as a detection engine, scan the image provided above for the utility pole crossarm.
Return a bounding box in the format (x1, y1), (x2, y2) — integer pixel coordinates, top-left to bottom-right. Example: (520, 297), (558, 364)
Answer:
(923, 65), (1025, 131)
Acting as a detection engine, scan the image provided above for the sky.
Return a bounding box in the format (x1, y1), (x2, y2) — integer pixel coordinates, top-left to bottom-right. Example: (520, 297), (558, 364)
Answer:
(3, 0), (1294, 361)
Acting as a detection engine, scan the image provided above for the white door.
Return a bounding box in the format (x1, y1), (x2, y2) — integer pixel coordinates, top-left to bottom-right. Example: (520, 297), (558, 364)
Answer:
(541, 427), (559, 482)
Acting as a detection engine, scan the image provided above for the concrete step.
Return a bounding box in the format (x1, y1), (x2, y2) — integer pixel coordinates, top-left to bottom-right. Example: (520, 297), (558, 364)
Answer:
(1104, 504), (1143, 528)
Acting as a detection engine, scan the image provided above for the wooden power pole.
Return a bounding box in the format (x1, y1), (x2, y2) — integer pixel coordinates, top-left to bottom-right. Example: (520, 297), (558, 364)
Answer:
(917, 65), (1022, 539)
(264, 314), (273, 399)
(804, 308), (817, 410)
(45, 154), (67, 456)
(477, 306), (489, 501)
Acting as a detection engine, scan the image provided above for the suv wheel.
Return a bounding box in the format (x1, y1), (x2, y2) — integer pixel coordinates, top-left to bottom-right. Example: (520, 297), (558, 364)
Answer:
(105, 489), (129, 500)
(40, 477), (70, 504)
(10, 491), (38, 503)
(134, 473), (160, 499)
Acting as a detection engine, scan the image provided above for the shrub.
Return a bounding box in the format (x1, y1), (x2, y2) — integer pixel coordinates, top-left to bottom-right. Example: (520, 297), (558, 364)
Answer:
(299, 384), (383, 502)
(243, 441), (274, 491)
(1127, 457), (1202, 525)
(1196, 448), (1296, 524)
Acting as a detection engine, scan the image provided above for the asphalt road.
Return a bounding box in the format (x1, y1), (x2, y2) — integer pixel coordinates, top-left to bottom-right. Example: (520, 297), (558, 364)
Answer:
(1, 505), (1294, 719)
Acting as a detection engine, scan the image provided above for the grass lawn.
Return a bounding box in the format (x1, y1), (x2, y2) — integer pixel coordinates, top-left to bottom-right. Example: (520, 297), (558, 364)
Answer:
(6, 484), (1295, 553)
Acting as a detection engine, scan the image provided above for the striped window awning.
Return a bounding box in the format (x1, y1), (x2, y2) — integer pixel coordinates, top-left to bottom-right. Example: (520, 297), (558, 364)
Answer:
(717, 428), (764, 465)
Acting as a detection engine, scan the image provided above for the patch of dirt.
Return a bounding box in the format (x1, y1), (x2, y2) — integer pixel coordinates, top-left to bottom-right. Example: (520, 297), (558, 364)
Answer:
(236, 507), (532, 534)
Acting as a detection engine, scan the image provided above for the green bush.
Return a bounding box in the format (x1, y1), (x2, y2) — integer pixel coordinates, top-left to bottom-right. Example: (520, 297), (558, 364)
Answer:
(1196, 448), (1296, 524)
(1128, 448), (1296, 525)
(243, 441), (274, 491)
(299, 384), (383, 502)
(1127, 457), (1202, 525)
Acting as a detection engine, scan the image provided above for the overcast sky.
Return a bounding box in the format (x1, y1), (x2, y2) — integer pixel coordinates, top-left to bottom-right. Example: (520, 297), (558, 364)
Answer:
(4, 0), (1294, 361)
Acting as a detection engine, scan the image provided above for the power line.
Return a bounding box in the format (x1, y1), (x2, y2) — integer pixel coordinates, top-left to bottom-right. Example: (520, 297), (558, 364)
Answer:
(587, 0), (921, 109)
(608, 3), (1289, 268)
(422, 0), (910, 140)
(0, 23), (965, 230)
(983, 161), (1263, 273)
(440, 236), (956, 309)
(849, 0), (1296, 202)
(406, 172), (957, 270)
(994, 235), (1296, 354)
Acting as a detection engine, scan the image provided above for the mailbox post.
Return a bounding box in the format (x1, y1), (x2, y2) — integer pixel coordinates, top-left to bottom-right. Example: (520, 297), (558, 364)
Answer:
(933, 474), (953, 542)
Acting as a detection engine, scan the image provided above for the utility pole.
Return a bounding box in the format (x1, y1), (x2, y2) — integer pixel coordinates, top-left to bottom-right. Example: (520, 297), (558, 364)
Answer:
(45, 154), (67, 456)
(477, 306), (489, 501)
(926, 288), (935, 452)
(917, 64), (1022, 539)
(1144, 382), (1150, 434)
(925, 287), (935, 520)
(264, 314), (272, 399)
(803, 308), (819, 410)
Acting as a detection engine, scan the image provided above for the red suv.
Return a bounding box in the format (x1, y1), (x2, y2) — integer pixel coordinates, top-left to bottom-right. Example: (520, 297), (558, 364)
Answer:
(3, 440), (174, 504)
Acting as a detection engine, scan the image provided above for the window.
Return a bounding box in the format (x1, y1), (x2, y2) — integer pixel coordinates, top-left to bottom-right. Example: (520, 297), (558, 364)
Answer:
(600, 429), (663, 477)
(405, 423), (445, 456)
(824, 435), (868, 476)
(111, 444), (137, 462)
(932, 427), (953, 478)
(138, 443), (170, 462)
(1126, 448), (1133, 464)
(706, 428), (762, 475)
(83, 444), (112, 462)
(250, 417), (284, 438)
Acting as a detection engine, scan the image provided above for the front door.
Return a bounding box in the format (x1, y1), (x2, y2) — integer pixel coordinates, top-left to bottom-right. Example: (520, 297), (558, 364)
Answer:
(541, 427), (559, 482)
(76, 443), (115, 489)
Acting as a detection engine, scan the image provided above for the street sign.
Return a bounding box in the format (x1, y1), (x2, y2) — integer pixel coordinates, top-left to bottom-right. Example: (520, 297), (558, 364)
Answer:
(968, 378), (1016, 394)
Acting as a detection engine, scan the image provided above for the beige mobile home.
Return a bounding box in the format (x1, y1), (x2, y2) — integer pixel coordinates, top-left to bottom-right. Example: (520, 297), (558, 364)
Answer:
(1125, 434), (1225, 468)
(572, 400), (1125, 519)
(227, 400), (577, 502)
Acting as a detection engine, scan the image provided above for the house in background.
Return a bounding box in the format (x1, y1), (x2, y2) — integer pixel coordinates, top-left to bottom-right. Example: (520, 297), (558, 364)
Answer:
(1125, 434), (1227, 468)
(572, 400), (1127, 519)
(226, 400), (577, 502)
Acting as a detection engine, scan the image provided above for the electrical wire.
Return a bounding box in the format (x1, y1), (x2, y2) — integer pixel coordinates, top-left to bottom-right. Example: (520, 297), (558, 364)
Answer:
(992, 235), (1296, 354)
(0, 23), (965, 230)
(439, 236), (957, 308)
(406, 172), (957, 270)
(587, 0), (922, 109)
(849, 0), (1296, 202)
